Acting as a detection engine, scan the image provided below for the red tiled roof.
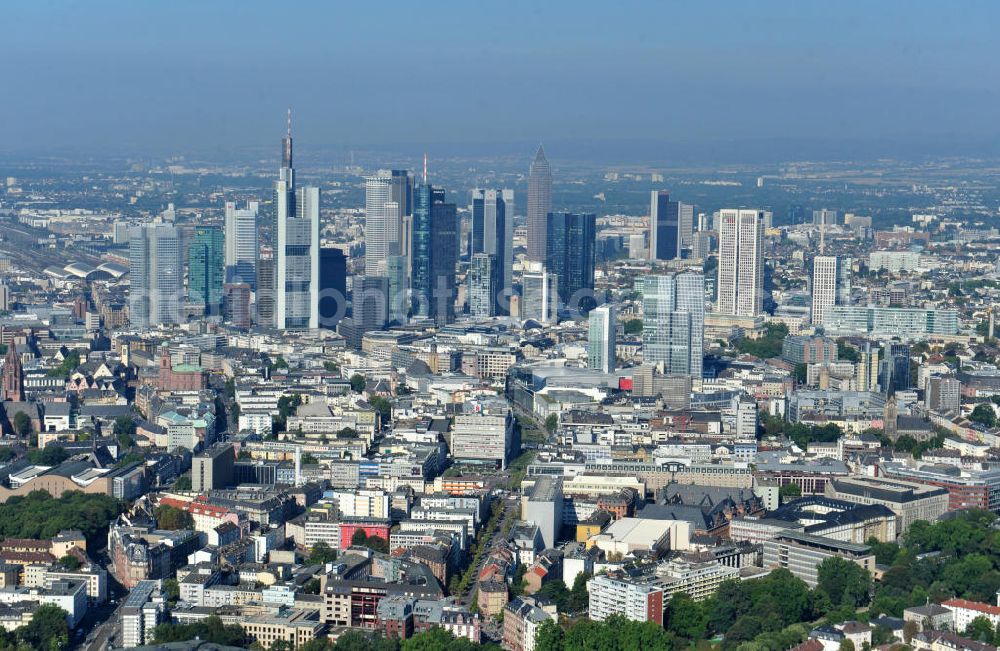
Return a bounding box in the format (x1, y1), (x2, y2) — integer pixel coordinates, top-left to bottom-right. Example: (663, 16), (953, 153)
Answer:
(942, 598), (1000, 617)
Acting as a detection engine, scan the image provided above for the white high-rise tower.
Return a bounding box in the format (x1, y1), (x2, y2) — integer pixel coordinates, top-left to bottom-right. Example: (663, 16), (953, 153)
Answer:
(587, 304), (617, 373)
(224, 200), (259, 288)
(717, 209), (765, 317)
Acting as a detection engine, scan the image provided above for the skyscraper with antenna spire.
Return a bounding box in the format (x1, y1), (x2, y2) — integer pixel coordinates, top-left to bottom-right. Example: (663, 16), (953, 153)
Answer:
(527, 145), (552, 263)
(272, 109), (321, 329)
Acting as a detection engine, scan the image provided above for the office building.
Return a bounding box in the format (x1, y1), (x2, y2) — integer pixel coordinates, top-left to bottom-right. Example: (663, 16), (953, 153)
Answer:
(880, 342), (911, 394)
(782, 336), (838, 365)
(129, 224), (183, 328)
(187, 226), (225, 315)
(546, 212), (596, 313)
(678, 202), (696, 249)
(642, 272), (705, 378)
(813, 209), (838, 226)
(341, 276), (389, 348)
(411, 184), (457, 326)
(468, 253), (498, 318)
(824, 306), (959, 338)
(276, 185), (320, 329)
(527, 146), (552, 263)
(471, 189), (513, 308)
(319, 248), (348, 330)
(365, 170), (412, 277)
(255, 255), (275, 327)
(648, 191), (680, 261)
(812, 255), (852, 326)
(223, 283), (252, 329)
(717, 209), (765, 317)
(192, 444), (235, 492)
(587, 304), (617, 373)
(825, 477), (950, 535)
(386, 255), (407, 325)
(521, 263), (558, 324)
(762, 531), (875, 587)
(451, 404), (517, 470)
(224, 200), (259, 288)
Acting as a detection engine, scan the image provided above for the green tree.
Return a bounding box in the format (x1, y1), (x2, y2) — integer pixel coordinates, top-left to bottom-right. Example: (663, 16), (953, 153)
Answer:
(817, 557), (872, 607)
(174, 475), (192, 491)
(350, 374), (366, 393)
(970, 403), (997, 428)
(794, 363), (808, 384)
(370, 396), (392, 420)
(779, 483), (801, 500)
(309, 542), (338, 565)
(28, 446), (69, 465)
(12, 412), (31, 438)
(163, 578), (180, 605)
(58, 555), (80, 570)
(46, 351), (80, 378)
(544, 414), (558, 434)
(666, 592), (708, 641)
(964, 616), (994, 642)
(838, 640), (855, 651)
(18, 604), (70, 650)
(624, 319), (643, 335)
(156, 504), (194, 530)
(534, 620), (564, 651)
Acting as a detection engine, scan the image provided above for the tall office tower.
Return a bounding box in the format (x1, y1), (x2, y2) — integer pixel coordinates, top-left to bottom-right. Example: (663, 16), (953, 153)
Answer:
(811, 255), (852, 326)
(812, 209), (838, 226)
(385, 255), (408, 325)
(856, 341), (880, 392)
(318, 247), (347, 330)
(471, 189), (513, 312)
(881, 342), (911, 394)
(224, 200), (259, 288)
(717, 209), (765, 317)
(223, 283), (252, 329)
(642, 272), (705, 378)
(276, 186), (320, 329)
(587, 304), (617, 373)
(678, 202), (696, 249)
(411, 184), (457, 326)
(129, 224), (183, 328)
(188, 226), (225, 316)
(468, 253), (498, 318)
(545, 212), (596, 313)
(255, 255), (275, 327)
(0, 283), (10, 312)
(521, 262), (558, 324)
(364, 170), (411, 276)
(354, 275), (389, 335)
(273, 111), (296, 247)
(527, 145), (552, 262)
(648, 191), (681, 260)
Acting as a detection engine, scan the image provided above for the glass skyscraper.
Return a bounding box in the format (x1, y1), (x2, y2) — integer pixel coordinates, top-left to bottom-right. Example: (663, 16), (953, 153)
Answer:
(128, 223), (182, 328)
(411, 184), (457, 326)
(527, 146), (552, 263)
(642, 272), (705, 378)
(649, 191), (681, 260)
(587, 304), (617, 373)
(545, 212), (596, 314)
(188, 226), (225, 315)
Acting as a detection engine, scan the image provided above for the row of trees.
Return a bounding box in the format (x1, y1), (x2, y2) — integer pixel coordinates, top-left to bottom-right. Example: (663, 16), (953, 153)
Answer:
(0, 490), (123, 546)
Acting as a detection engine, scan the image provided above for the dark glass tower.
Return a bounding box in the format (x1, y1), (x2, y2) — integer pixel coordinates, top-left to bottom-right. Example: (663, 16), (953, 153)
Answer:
(319, 248), (347, 329)
(649, 190), (680, 260)
(412, 184), (457, 326)
(546, 212), (596, 314)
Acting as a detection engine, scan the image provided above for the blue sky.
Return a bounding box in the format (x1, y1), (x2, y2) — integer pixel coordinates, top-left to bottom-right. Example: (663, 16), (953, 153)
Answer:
(2, 1), (998, 159)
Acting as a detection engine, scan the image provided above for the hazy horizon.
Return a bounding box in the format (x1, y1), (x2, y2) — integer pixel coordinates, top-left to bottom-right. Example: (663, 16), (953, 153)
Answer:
(2, 1), (999, 163)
